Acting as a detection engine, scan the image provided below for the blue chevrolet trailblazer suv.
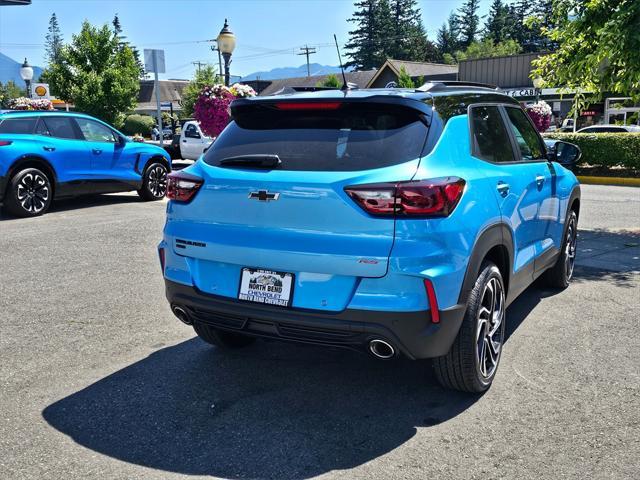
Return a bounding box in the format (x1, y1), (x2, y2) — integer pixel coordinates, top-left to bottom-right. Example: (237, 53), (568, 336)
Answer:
(159, 82), (581, 392)
(0, 111), (171, 217)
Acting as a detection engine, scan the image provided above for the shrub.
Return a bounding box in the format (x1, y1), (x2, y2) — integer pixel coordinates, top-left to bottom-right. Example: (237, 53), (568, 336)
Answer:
(123, 114), (154, 136)
(543, 132), (640, 169)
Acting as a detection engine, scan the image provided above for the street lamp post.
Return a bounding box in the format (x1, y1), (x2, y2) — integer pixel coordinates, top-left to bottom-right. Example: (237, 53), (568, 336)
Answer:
(216, 19), (236, 87)
(533, 76), (544, 103)
(20, 58), (34, 98)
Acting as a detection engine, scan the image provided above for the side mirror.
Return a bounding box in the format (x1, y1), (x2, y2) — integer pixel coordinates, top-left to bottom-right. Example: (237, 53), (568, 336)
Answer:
(548, 140), (581, 167)
(117, 135), (127, 147)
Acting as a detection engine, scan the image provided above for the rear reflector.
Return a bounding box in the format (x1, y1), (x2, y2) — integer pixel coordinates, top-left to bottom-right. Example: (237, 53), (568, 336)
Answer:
(345, 177), (465, 217)
(0, 140), (12, 146)
(166, 171), (203, 203)
(424, 279), (440, 324)
(274, 102), (342, 111)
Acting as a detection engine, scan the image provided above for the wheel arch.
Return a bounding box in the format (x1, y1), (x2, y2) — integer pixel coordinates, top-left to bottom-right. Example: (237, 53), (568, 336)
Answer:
(5, 155), (58, 196)
(140, 154), (171, 176)
(457, 223), (514, 307)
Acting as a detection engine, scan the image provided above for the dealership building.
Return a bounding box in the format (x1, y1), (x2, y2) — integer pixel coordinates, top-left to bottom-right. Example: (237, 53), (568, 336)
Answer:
(458, 53), (640, 130)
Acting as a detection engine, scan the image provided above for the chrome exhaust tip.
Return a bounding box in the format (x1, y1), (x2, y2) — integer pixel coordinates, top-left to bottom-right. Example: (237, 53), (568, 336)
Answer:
(368, 339), (396, 360)
(171, 305), (192, 325)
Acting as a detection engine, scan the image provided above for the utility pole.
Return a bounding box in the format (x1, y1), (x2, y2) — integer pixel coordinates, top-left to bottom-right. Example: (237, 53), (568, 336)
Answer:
(297, 45), (317, 77)
(192, 61), (206, 73)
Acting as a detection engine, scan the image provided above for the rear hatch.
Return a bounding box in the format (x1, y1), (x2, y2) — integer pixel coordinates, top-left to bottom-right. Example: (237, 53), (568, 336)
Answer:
(166, 97), (431, 311)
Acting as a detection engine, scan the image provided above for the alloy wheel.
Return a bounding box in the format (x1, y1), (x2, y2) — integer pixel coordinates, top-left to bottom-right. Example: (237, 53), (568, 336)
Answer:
(565, 221), (577, 281)
(476, 276), (505, 380)
(16, 172), (50, 214)
(148, 166), (168, 198)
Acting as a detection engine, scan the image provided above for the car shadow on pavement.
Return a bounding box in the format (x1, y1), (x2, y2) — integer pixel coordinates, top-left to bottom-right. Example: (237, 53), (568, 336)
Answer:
(0, 193), (144, 221)
(40, 230), (638, 479)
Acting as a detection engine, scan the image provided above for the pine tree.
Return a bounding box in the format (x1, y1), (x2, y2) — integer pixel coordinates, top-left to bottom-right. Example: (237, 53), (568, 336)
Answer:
(44, 13), (63, 65)
(345, 0), (389, 70)
(387, 0), (428, 60)
(457, 0), (481, 48)
(484, 0), (509, 43)
(112, 14), (145, 78)
(530, 0), (557, 51)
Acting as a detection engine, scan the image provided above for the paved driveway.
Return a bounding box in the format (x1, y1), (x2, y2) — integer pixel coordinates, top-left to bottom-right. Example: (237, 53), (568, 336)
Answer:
(0, 184), (638, 479)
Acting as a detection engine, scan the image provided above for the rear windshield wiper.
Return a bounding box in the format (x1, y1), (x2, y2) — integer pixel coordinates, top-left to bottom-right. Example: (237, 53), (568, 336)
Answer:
(218, 154), (281, 168)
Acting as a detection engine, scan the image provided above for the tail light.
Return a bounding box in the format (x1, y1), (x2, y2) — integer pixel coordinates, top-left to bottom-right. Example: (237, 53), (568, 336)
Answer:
(0, 140), (12, 146)
(344, 177), (465, 217)
(166, 171), (203, 203)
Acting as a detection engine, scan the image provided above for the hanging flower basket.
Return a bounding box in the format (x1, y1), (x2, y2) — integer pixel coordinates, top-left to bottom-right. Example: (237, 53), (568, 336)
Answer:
(526, 100), (552, 132)
(7, 97), (55, 111)
(193, 83), (256, 138)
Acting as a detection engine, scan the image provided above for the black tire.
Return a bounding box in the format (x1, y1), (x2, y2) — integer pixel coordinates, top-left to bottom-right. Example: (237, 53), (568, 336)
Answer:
(433, 261), (506, 393)
(193, 322), (256, 349)
(542, 210), (578, 289)
(138, 162), (168, 201)
(3, 167), (53, 217)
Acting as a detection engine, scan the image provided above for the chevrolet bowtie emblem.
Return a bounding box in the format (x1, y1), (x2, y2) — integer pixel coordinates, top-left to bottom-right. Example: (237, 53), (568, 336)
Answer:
(248, 190), (280, 202)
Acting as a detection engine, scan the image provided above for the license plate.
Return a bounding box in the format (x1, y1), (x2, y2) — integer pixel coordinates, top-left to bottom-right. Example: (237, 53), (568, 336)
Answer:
(238, 268), (294, 307)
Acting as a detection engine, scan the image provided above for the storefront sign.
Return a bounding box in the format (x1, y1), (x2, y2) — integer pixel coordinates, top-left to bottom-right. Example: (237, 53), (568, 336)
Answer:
(503, 87), (540, 98)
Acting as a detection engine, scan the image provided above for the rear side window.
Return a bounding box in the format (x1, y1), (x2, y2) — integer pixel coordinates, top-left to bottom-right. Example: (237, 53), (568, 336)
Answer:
(504, 107), (545, 160)
(0, 117), (38, 134)
(42, 117), (78, 140)
(470, 106), (515, 163)
(75, 118), (117, 142)
(204, 103), (429, 171)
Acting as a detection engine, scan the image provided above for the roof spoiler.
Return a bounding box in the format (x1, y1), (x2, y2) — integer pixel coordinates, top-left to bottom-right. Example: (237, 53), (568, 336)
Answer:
(416, 81), (500, 92)
(268, 84), (359, 96)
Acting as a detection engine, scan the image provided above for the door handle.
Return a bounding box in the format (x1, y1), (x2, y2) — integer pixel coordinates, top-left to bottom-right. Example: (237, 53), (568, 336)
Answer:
(92, 148), (102, 155)
(43, 146), (56, 152)
(496, 182), (510, 197)
(182, 140), (187, 143)
(535, 175), (545, 186)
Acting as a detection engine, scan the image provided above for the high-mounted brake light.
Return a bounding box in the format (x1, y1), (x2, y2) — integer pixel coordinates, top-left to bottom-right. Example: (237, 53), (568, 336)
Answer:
(0, 140), (12, 146)
(166, 171), (203, 203)
(274, 102), (342, 111)
(344, 177), (466, 217)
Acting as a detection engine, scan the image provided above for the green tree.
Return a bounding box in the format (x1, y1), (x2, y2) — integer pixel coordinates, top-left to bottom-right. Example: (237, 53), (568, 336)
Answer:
(388, 0), (429, 60)
(0, 81), (26, 108)
(436, 13), (461, 60)
(531, 0), (640, 112)
(316, 74), (341, 88)
(484, 0), (509, 43)
(459, 38), (522, 60)
(44, 13), (63, 65)
(181, 65), (219, 117)
(43, 21), (140, 127)
(112, 14), (145, 77)
(525, 0), (557, 52)
(345, 0), (391, 70)
(396, 66), (415, 88)
(457, 0), (481, 48)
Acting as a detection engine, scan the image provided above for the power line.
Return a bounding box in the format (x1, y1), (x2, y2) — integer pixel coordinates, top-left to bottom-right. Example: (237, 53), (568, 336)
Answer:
(297, 45), (317, 77)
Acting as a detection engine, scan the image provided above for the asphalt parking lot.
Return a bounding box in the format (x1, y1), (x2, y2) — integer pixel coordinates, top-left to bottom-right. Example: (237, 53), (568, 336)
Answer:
(1, 184), (638, 480)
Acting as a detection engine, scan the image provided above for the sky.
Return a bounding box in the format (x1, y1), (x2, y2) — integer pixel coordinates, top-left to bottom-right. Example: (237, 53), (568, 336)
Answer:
(0, 0), (493, 80)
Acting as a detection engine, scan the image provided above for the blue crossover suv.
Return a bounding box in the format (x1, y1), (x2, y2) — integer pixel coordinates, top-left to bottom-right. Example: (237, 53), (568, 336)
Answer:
(0, 111), (171, 217)
(159, 83), (581, 392)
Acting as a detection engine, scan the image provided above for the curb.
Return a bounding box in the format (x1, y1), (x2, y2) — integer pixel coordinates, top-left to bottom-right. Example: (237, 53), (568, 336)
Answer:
(577, 175), (640, 187)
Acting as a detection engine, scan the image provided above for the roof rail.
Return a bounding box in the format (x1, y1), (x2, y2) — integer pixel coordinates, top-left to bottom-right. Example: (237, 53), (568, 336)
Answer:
(416, 81), (500, 92)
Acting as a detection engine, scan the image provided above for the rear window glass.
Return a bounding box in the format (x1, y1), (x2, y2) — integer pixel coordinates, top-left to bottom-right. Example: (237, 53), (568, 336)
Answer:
(203, 103), (429, 171)
(0, 117), (38, 134)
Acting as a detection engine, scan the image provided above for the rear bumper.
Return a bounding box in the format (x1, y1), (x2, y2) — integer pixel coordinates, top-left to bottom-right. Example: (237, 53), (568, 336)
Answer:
(165, 279), (466, 359)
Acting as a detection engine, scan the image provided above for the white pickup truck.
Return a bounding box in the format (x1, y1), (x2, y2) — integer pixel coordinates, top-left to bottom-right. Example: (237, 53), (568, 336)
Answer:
(172, 121), (213, 160)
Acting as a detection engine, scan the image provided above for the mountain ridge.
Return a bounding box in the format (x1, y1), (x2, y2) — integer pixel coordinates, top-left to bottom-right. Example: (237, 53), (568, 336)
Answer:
(241, 63), (344, 81)
(0, 53), (43, 86)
